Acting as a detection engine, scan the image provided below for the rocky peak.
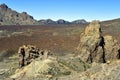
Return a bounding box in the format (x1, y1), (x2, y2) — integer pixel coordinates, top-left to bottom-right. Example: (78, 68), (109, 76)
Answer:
(76, 20), (120, 63)
(46, 19), (55, 24)
(38, 19), (56, 24)
(72, 19), (87, 24)
(84, 20), (101, 35)
(57, 19), (69, 24)
(0, 3), (8, 10)
(0, 4), (39, 25)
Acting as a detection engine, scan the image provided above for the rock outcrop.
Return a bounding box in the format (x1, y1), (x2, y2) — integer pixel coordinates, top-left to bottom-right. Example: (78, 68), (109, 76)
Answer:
(6, 45), (91, 80)
(76, 20), (120, 63)
(18, 45), (52, 68)
(0, 4), (39, 25)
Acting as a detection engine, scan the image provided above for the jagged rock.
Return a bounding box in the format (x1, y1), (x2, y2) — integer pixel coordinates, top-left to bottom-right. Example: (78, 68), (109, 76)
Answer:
(9, 58), (73, 79)
(9, 55), (91, 80)
(76, 20), (120, 63)
(104, 35), (120, 60)
(0, 4), (39, 25)
(18, 45), (52, 68)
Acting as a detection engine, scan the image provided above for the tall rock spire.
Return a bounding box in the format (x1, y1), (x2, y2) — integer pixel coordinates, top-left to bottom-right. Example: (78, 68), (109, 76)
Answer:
(76, 20), (120, 63)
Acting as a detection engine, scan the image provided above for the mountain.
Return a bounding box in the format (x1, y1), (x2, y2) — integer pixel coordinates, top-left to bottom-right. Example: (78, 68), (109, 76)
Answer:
(56, 19), (70, 24)
(38, 19), (56, 25)
(0, 3), (88, 25)
(0, 4), (39, 25)
(38, 19), (70, 25)
(72, 19), (87, 24)
(1, 3), (120, 26)
(38, 19), (87, 25)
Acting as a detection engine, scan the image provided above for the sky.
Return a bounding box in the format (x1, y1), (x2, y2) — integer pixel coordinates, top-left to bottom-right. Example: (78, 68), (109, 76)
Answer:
(0, 0), (120, 21)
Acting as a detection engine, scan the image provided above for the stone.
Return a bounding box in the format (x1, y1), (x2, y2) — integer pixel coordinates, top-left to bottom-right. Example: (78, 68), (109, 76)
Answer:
(18, 45), (52, 68)
(76, 20), (120, 63)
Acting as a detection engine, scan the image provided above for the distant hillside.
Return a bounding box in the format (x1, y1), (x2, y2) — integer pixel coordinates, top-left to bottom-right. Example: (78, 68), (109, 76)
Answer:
(0, 4), (39, 25)
(1, 3), (120, 26)
(38, 19), (87, 25)
(72, 19), (87, 24)
(0, 4), (88, 25)
(101, 18), (120, 27)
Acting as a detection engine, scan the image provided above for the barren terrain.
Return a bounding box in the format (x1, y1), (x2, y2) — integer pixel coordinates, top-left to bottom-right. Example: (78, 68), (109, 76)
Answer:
(0, 22), (120, 79)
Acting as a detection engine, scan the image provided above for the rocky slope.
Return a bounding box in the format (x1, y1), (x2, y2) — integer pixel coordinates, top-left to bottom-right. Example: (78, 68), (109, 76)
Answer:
(4, 45), (90, 80)
(101, 18), (120, 27)
(0, 4), (39, 25)
(78, 60), (120, 80)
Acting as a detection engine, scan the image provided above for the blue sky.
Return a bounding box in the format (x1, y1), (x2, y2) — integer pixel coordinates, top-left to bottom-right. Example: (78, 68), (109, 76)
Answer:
(0, 0), (120, 21)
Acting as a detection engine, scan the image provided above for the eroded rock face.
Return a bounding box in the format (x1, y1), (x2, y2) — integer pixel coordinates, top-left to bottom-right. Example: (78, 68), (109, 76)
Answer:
(104, 36), (120, 60)
(18, 45), (52, 68)
(76, 20), (120, 63)
(0, 4), (39, 25)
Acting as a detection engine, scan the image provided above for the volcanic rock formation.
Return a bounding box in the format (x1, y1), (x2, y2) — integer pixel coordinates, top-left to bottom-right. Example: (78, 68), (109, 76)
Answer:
(0, 4), (39, 25)
(18, 45), (52, 68)
(76, 20), (120, 63)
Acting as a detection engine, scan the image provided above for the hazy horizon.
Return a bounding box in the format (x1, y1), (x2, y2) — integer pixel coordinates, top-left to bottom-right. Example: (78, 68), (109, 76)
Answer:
(0, 0), (120, 22)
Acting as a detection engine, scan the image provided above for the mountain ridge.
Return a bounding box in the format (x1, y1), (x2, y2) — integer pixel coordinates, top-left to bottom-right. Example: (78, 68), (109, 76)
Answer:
(0, 3), (120, 26)
(0, 3), (88, 25)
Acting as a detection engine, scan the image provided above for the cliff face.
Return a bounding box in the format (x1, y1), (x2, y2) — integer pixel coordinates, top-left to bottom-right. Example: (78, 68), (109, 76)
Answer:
(0, 4), (39, 25)
(76, 20), (120, 63)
